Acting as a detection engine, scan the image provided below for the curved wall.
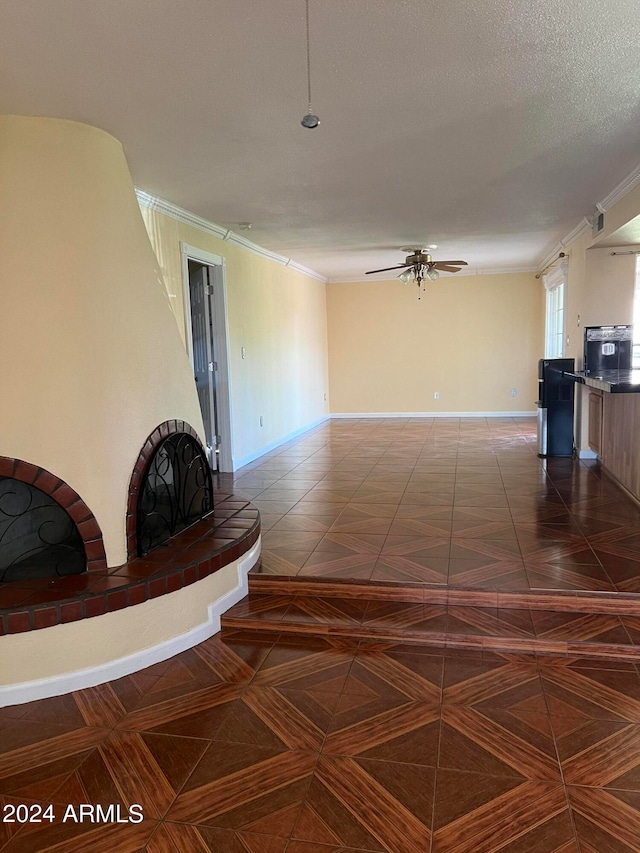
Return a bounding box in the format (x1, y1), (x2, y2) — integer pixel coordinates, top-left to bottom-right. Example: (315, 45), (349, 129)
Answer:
(0, 539), (260, 705)
(0, 116), (205, 566)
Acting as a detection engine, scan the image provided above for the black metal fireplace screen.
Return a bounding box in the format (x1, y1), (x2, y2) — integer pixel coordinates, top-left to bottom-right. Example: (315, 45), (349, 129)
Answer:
(0, 478), (86, 581)
(136, 433), (214, 556)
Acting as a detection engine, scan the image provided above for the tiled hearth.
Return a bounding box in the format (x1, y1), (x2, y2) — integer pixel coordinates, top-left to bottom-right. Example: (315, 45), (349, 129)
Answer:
(0, 493), (259, 634)
(222, 417), (640, 661)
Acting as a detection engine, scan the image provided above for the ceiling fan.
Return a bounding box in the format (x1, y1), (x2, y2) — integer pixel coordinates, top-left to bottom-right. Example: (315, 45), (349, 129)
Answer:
(365, 248), (468, 286)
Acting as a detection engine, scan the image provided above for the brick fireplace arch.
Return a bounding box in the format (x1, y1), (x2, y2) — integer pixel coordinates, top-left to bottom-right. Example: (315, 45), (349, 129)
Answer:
(0, 456), (107, 573)
(125, 420), (209, 559)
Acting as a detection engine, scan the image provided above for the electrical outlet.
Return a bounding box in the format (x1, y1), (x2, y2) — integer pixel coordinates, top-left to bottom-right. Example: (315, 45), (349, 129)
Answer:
(241, 347), (246, 359)
(323, 393), (327, 401)
(259, 416), (263, 427)
(510, 389), (517, 397)
(434, 391), (439, 400)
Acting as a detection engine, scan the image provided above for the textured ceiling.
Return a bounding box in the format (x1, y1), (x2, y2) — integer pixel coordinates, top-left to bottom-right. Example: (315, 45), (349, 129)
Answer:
(598, 215), (640, 248)
(1, 0), (640, 280)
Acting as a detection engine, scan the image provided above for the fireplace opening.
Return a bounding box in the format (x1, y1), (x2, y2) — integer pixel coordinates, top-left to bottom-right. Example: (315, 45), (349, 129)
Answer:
(136, 432), (214, 557)
(0, 477), (86, 582)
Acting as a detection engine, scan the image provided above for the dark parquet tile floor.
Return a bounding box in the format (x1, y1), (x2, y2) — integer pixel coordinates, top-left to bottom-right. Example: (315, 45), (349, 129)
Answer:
(5, 417), (640, 851)
(239, 418), (640, 596)
(3, 634), (640, 851)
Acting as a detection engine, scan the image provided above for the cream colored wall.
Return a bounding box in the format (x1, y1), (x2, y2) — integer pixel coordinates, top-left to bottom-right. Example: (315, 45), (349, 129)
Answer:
(564, 233), (589, 366)
(582, 247), (635, 330)
(0, 116), (204, 566)
(139, 208), (330, 466)
(566, 242), (634, 366)
(563, 232), (637, 452)
(326, 272), (543, 414)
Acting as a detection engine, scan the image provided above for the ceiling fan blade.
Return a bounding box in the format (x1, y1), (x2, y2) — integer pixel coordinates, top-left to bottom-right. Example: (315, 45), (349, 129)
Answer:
(434, 260), (467, 266)
(365, 265), (410, 274)
(434, 264), (464, 273)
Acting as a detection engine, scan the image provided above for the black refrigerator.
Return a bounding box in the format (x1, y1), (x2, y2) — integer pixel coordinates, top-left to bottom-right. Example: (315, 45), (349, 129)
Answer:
(537, 358), (575, 457)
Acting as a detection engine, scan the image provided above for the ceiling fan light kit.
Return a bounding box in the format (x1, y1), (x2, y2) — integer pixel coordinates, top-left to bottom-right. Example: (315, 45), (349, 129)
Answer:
(365, 249), (468, 298)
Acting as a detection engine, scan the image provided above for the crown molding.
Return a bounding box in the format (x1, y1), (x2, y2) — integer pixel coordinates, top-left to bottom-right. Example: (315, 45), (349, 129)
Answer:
(135, 189), (327, 283)
(599, 162), (640, 211)
(562, 217), (592, 246)
(537, 242), (566, 274)
(537, 217), (591, 273)
(137, 157), (640, 286)
(136, 190), (228, 239)
(473, 266), (538, 276)
(537, 161), (640, 272)
(286, 259), (326, 279)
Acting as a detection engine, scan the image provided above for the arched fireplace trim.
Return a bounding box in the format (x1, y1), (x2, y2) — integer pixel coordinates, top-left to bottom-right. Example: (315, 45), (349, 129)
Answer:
(0, 456), (107, 573)
(126, 420), (209, 559)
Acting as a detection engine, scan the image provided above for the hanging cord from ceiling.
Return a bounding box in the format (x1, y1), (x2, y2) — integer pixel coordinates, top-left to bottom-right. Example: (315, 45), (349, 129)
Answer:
(301, 0), (320, 129)
(306, 0), (312, 112)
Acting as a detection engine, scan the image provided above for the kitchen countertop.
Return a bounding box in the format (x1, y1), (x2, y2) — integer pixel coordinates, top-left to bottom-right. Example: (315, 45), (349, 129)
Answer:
(565, 369), (640, 393)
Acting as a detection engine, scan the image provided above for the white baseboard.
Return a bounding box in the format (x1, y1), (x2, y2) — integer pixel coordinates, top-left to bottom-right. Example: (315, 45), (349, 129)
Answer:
(233, 414), (330, 469)
(232, 412), (534, 470)
(0, 540), (261, 707)
(577, 448), (599, 459)
(330, 411), (537, 419)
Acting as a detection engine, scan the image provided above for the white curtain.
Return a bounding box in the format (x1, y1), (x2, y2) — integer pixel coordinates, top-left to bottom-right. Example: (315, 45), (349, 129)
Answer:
(542, 260), (568, 358)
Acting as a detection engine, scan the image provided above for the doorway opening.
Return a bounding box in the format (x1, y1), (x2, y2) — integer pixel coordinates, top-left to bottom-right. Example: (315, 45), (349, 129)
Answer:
(181, 243), (234, 472)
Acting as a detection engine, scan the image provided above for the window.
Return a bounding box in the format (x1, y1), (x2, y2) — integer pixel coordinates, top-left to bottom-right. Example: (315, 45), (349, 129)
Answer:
(633, 256), (640, 368)
(543, 263), (567, 358)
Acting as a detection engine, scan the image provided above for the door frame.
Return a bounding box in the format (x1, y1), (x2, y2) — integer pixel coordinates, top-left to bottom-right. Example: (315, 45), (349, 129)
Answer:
(180, 242), (234, 472)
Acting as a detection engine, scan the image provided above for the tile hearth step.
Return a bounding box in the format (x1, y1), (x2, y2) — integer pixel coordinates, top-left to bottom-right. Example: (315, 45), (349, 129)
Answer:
(221, 592), (640, 662)
(248, 572), (640, 616)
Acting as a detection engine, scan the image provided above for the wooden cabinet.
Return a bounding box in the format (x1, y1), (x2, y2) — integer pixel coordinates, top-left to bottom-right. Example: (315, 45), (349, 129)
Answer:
(588, 390), (603, 456)
(600, 393), (640, 501)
